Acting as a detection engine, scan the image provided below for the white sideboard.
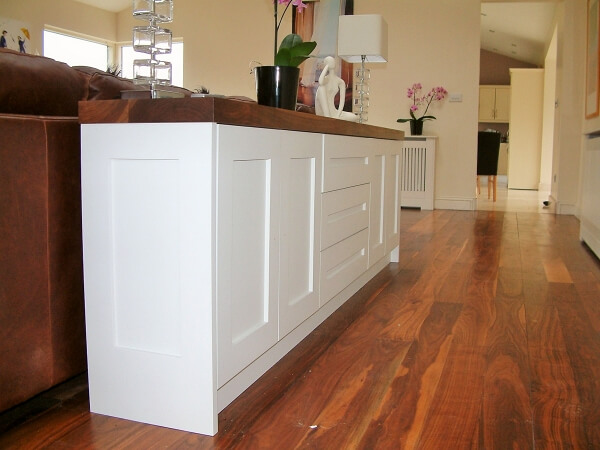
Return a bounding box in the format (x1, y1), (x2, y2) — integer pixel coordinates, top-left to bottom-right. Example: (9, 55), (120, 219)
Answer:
(580, 134), (600, 258)
(80, 99), (404, 436)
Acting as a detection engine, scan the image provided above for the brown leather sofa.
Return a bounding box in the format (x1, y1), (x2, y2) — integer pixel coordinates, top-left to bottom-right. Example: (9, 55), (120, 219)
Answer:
(0, 48), (190, 413)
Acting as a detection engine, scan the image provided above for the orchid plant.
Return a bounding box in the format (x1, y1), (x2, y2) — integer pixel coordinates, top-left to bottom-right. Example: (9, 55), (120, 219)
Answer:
(273, 0), (317, 67)
(397, 83), (448, 123)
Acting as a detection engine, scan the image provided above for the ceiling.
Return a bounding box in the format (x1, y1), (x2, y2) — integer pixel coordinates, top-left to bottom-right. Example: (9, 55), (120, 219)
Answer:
(74, 0), (557, 66)
(481, 1), (557, 66)
(73, 0), (130, 13)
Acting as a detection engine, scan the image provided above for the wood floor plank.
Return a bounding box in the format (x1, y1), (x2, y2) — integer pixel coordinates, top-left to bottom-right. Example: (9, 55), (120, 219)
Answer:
(572, 270), (600, 333)
(357, 301), (462, 449)
(416, 343), (487, 449)
(543, 257), (574, 284)
(481, 268), (533, 449)
(526, 300), (585, 449)
(225, 300), (416, 448)
(0, 389), (90, 449)
(552, 283), (600, 447)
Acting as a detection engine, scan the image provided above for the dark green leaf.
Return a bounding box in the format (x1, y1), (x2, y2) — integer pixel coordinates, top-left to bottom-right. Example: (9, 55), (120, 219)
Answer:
(276, 34), (317, 67)
(275, 48), (292, 66)
(279, 33), (303, 51)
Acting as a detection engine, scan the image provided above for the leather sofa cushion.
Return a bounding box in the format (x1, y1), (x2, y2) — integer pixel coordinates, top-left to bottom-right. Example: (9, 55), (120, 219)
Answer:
(0, 49), (87, 116)
(73, 66), (147, 100)
(73, 66), (193, 99)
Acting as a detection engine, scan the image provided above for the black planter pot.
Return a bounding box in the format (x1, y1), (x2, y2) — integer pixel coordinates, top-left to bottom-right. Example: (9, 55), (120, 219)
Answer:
(410, 120), (424, 136)
(255, 66), (300, 110)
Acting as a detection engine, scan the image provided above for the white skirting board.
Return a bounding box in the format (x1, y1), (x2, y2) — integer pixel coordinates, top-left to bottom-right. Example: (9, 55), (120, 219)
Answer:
(401, 136), (436, 210)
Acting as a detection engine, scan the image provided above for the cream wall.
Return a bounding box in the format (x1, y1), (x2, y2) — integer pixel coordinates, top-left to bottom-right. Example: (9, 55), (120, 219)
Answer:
(116, 1), (283, 97)
(0, 0), (116, 55)
(355, 0), (481, 210)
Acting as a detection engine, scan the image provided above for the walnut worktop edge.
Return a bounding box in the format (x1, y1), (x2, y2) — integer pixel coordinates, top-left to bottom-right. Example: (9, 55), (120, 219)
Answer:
(78, 97), (404, 141)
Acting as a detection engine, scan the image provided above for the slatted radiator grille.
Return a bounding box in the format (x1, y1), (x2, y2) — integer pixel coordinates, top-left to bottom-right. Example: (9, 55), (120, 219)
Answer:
(402, 145), (427, 192)
(401, 137), (435, 210)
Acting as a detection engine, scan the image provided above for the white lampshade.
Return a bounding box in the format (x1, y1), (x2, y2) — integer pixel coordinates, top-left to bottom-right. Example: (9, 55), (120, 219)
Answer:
(337, 14), (388, 63)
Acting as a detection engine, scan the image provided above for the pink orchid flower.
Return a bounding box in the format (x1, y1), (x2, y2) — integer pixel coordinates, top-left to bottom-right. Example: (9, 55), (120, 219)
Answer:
(397, 82), (448, 124)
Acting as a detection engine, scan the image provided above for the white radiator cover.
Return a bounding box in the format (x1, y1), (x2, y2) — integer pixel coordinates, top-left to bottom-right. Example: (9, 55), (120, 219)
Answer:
(401, 136), (437, 210)
(580, 134), (600, 259)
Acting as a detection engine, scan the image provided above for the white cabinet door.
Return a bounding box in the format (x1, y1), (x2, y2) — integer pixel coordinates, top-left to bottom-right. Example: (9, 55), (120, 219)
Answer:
(479, 86), (511, 123)
(320, 228), (369, 305)
(321, 184), (370, 250)
(278, 132), (322, 338)
(322, 134), (371, 192)
(479, 86), (496, 122)
(217, 125), (281, 387)
(494, 87), (511, 122)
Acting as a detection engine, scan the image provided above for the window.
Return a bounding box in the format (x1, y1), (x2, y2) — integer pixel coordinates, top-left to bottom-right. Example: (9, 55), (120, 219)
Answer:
(43, 30), (108, 70)
(121, 42), (184, 87)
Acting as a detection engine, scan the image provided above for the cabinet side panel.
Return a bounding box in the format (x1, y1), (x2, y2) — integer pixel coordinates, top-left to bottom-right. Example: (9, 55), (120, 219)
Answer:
(111, 159), (181, 356)
(82, 122), (217, 435)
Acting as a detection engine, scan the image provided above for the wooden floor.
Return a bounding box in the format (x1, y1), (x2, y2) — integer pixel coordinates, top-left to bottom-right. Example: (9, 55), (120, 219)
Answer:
(2, 209), (600, 449)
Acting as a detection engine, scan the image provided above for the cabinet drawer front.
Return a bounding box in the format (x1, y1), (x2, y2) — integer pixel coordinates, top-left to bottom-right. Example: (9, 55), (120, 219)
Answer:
(321, 184), (370, 251)
(322, 135), (371, 192)
(320, 229), (369, 305)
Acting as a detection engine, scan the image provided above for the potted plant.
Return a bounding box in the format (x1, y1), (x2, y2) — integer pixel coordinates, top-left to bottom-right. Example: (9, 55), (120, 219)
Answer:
(397, 83), (448, 135)
(255, 0), (317, 110)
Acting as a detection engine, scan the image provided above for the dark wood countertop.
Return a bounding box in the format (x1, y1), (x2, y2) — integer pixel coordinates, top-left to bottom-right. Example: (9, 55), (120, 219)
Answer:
(78, 97), (404, 141)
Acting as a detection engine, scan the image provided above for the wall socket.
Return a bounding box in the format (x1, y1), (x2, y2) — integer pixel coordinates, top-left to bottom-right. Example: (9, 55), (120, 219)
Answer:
(449, 93), (463, 102)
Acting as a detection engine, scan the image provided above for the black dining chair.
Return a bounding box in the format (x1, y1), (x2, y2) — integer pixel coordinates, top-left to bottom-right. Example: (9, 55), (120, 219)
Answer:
(476, 131), (502, 202)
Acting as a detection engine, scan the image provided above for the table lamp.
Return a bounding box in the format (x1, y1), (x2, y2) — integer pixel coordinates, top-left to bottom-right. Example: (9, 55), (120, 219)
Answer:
(337, 14), (388, 123)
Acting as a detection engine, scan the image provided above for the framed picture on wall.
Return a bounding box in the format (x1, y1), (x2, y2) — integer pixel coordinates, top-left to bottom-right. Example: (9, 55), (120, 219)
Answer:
(586, 0), (600, 118)
(0, 17), (31, 54)
(293, 0), (353, 111)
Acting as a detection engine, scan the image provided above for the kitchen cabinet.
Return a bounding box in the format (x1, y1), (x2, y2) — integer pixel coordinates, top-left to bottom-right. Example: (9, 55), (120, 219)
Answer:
(479, 85), (510, 123)
(80, 98), (404, 436)
(216, 126), (323, 385)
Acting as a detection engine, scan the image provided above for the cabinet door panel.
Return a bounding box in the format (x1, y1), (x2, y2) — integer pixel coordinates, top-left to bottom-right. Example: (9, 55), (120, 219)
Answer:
(322, 135), (371, 192)
(494, 87), (511, 122)
(320, 229), (369, 305)
(321, 184), (370, 250)
(479, 86), (496, 122)
(217, 126), (280, 388)
(279, 133), (322, 338)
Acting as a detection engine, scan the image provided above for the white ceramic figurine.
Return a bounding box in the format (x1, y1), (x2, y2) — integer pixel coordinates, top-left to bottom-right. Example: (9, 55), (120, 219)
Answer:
(315, 56), (358, 122)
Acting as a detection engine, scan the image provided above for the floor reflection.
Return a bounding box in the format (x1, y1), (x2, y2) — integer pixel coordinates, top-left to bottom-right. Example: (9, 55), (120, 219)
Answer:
(476, 175), (553, 214)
